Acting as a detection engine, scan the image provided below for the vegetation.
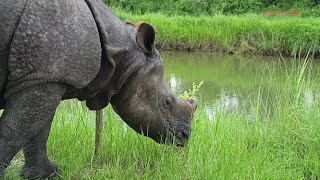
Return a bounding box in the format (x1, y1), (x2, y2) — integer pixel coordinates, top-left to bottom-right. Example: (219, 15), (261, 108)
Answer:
(179, 81), (204, 100)
(104, 0), (320, 17)
(5, 57), (320, 179)
(116, 12), (320, 57)
(98, 1), (320, 57)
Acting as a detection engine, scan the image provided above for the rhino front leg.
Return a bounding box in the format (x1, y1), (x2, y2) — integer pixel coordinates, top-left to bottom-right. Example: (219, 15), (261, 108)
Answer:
(0, 84), (65, 179)
(21, 121), (58, 179)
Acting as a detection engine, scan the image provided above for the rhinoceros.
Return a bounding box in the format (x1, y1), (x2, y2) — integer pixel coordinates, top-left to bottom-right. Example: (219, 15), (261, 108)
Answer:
(0, 0), (198, 179)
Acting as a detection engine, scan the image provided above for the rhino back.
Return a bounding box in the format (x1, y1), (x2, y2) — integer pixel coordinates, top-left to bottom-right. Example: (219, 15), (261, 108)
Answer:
(6, 0), (102, 98)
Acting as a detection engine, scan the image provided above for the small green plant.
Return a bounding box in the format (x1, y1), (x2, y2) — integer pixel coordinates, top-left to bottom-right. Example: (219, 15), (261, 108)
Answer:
(179, 81), (204, 100)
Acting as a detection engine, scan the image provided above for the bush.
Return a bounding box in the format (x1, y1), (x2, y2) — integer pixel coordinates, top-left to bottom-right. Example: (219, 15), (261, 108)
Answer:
(302, 6), (320, 17)
(210, 0), (263, 14)
(172, 0), (210, 16)
(104, 0), (320, 17)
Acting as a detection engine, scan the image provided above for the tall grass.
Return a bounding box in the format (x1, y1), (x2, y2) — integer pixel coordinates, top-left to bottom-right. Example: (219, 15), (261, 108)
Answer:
(4, 57), (320, 179)
(104, 0), (320, 16)
(115, 11), (320, 58)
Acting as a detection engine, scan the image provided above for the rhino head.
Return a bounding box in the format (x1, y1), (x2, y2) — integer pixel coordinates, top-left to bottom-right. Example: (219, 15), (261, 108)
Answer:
(109, 23), (198, 146)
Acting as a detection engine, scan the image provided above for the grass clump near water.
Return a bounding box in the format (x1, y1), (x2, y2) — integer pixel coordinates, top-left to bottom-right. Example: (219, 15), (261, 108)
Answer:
(4, 57), (320, 179)
(116, 11), (320, 58)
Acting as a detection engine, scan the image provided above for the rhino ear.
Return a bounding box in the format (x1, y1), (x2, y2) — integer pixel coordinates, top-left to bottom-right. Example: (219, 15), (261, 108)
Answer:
(136, 23), (156, 54)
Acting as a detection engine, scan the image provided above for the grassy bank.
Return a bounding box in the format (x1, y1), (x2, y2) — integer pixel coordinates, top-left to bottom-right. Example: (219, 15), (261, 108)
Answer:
(105, 0), (320, 16)
(4, 59), (320, 179)
(116, 11), (320, 58)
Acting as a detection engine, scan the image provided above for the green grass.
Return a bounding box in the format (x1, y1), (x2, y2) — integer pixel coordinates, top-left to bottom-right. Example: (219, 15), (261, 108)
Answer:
(4, 58), (320, 179)
(104, 0), (320, 17)
(115, 11), (320, 58)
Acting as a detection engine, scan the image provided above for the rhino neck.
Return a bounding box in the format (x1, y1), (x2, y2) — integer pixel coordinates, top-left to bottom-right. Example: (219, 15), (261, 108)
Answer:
(85, 48), (142, 110)
(83, 0), (141, 110)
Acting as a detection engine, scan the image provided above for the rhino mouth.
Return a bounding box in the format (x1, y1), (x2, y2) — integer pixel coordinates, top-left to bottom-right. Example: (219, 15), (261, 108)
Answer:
(174, 131), (190, 147)
(161, 127), (191, 147)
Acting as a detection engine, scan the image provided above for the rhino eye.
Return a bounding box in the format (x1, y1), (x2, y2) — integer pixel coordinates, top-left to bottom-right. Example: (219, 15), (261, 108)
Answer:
(163, 97), (174, 109)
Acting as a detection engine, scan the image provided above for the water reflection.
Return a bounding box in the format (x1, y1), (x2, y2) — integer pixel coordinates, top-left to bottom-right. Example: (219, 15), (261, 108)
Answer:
(204, 89), (240, 122)
(304, 89), (313, 109)
(163, 51), (320, 121)
(169, 74), (179, 93)
(216, 89), (239, 112)
(303, 89), (320, 112)
(204, 106), (215, 122)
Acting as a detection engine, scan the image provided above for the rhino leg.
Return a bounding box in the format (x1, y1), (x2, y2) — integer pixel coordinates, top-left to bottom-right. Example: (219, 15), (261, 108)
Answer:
(0, 84), (65, 179)
(21, 121), (58, 179)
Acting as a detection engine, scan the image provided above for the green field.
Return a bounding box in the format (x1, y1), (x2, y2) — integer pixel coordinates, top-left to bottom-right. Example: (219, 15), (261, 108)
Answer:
(4, 59), (320, 179)
(115, 11), (320, 58)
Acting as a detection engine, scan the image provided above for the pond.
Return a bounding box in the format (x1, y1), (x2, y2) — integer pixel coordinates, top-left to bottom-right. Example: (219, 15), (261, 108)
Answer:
(162, 51), (320, 122)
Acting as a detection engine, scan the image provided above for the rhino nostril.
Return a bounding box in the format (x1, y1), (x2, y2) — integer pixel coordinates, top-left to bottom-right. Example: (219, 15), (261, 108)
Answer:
(188, 99), (194, 104)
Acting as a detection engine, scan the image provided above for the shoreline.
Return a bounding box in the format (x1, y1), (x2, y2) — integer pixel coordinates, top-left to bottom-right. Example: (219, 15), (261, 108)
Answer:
(156, 44), (293, 58)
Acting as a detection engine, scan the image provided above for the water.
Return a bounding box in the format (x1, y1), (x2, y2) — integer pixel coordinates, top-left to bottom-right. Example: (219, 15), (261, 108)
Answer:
(162, 51), (320, 122)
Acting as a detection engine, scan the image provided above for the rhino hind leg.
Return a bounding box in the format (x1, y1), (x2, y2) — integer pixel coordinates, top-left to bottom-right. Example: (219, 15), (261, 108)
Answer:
(0, 84), (65, 179)
(21, 121), (58, 179)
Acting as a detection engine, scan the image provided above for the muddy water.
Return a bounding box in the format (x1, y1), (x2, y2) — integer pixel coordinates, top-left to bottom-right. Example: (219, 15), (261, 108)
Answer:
(162, 51), (320, 121)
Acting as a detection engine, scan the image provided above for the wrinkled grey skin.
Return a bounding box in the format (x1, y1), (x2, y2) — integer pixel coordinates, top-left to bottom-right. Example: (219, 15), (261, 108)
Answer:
(0, 0), (197, 179)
